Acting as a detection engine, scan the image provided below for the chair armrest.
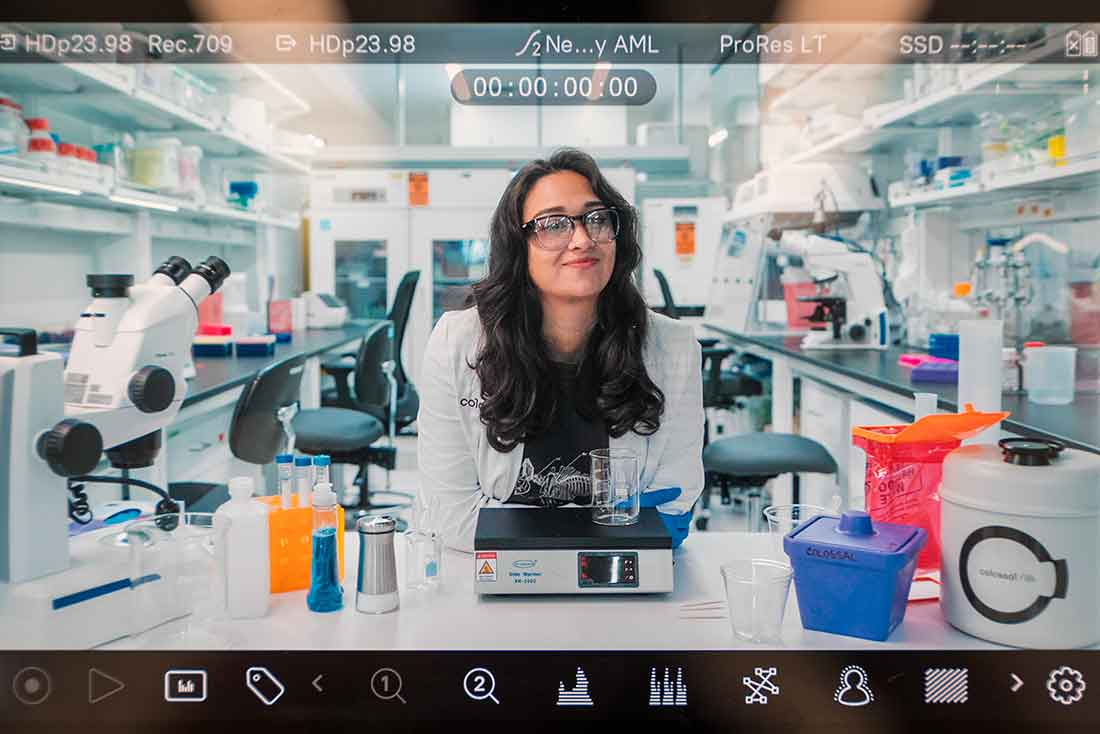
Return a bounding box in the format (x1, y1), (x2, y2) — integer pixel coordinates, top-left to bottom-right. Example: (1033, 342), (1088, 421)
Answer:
(322, 357), (356, 405)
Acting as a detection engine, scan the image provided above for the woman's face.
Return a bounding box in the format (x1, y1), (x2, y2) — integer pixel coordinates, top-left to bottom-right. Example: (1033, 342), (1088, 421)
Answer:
(522, 170), (616, 303)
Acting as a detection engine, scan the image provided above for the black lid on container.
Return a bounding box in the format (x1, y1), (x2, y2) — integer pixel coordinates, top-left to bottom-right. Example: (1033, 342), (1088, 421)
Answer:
(999, 438), (1065, 467)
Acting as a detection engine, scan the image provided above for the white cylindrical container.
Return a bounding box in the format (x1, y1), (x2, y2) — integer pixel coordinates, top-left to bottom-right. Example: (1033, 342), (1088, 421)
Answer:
(957, 319), (1003, 444)
(215, 476), (271, 619)
(940, 440), (1100, 648)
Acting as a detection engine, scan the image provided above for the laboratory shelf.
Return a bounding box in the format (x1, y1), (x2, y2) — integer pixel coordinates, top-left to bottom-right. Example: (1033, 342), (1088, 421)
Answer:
(770, 26), (1084, 170)
(0, 198), (132, 236)
(0, 158), (301, 233)
(0, 27), (310, 175)
(889, 154), (1100, 211)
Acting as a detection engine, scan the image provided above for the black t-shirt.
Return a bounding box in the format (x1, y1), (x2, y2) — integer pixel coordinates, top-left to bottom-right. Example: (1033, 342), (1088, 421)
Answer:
(505, 361), (609, 507)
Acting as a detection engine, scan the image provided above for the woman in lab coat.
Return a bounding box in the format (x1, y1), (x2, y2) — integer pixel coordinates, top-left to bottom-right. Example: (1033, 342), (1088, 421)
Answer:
(417, 148), (704, 552)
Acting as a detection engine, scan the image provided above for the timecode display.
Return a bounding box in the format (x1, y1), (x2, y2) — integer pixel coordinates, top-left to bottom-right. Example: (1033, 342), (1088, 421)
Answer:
(452, 68), (657, 106)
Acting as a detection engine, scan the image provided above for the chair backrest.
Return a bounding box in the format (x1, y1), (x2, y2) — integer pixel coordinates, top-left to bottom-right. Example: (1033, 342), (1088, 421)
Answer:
(653, 268), (678, 319)
(228, 354), (307, 464)
(387, 270), (420, 386)
(352, 319), (395, 411)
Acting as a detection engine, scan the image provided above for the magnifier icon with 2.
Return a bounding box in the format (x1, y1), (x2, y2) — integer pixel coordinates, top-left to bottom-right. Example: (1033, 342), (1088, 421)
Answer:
(464, 667), (500, 704)
(371, 668), (407, 704)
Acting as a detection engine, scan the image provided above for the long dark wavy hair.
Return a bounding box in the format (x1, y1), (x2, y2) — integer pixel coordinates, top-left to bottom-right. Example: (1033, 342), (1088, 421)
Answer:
(469, 148), (664, 453)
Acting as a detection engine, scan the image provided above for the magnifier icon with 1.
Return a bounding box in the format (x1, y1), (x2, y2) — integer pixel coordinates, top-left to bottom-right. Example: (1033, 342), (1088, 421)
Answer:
(464, 667), (500, 704)
(371, 668), (407, 704)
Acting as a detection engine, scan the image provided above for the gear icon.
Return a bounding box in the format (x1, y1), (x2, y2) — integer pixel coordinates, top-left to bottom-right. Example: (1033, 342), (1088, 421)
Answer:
(1047, 666), (1086, 705)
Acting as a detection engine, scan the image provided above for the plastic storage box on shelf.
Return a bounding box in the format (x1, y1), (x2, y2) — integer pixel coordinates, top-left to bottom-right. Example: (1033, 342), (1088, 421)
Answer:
(0, 95), (28, 157)
(784, 511), (927, 642)
(24, 119), (57, 170)
(179, 145), (204, 200)
(131, 137), (182, 192)
(1062, 93), (1100, 160)
(941, 439), (1100, 648)
(56, 143), (79, 176)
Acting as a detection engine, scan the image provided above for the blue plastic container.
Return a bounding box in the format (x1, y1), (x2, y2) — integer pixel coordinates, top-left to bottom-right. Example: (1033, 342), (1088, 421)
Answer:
(784, 511), (927, 642)
(928, 333), (960, 361)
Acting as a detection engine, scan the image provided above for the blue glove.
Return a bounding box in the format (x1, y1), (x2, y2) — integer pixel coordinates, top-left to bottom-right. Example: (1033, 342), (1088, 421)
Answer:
(640, 487), (691, 549)
(640, 486), (682, 508)
(658, 507), (693, 550)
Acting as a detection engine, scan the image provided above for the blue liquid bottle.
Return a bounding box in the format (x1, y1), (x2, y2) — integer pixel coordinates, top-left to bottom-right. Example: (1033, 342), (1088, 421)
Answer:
(307, 482), (344, 613)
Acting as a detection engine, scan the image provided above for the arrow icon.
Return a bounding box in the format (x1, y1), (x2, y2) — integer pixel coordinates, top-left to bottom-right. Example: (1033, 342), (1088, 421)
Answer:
(1011, 674), (1024, 693)
(313, 674), (324, 693)
(89, 668), (125, 704)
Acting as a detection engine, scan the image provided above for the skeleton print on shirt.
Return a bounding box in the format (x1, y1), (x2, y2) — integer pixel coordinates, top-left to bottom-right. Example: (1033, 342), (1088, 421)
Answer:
(511, 453), (593, 507)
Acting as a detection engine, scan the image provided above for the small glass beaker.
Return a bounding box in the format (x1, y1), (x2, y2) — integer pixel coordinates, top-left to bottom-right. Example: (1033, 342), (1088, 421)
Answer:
(1024, 345), (1078, 405)
(404, 529), (443, 592)
(125, 512), (232, 648)
(721, 558), (793, 644)
(589, 448), (639, 526)
(763, 504), (829, 557)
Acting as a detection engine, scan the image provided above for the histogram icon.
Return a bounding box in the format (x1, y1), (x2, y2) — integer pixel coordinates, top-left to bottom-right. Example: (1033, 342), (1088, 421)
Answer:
(648, 667), (688, 707)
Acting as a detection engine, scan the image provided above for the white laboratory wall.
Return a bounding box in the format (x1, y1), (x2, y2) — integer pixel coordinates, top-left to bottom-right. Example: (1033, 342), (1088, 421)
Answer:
(449, 103), (628, 147)
(542, 106), (628, 147)
(449, 105), (539, 146)
(0, 228), (105, 329)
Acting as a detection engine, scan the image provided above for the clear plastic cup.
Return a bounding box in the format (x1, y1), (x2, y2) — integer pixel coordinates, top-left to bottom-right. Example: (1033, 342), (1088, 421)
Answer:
(125, 512), (232, 648)
(404, 529), (443, 592)
(763, 504), (829, 557)
(1024, 346), (1078, 405)
(721, 559), (793, 644)
(590, 448), (639, 526)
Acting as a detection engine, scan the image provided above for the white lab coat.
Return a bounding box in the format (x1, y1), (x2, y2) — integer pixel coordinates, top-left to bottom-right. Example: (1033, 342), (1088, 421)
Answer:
(416, 306), (704, 552)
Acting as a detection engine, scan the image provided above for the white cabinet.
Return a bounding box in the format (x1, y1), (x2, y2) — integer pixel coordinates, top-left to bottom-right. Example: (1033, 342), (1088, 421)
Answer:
(798, 378), (848, 507)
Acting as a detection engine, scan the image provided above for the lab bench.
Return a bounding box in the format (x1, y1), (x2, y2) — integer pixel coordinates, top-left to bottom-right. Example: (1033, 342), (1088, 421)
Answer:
(153, 321), (385, 491)
(106, 531), (1007, 651)
(703, 326), (1100, 507)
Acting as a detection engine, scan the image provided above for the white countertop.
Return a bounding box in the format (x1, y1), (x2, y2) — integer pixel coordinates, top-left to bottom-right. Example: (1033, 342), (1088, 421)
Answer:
(120, 531), (1005, 651)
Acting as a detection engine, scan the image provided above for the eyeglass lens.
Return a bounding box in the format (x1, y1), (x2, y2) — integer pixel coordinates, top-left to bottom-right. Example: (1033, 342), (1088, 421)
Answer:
(534, 209), (618, 247)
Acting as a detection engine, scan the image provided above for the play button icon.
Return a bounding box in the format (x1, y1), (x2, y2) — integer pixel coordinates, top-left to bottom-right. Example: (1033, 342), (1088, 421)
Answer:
(89, 668), (125, 704)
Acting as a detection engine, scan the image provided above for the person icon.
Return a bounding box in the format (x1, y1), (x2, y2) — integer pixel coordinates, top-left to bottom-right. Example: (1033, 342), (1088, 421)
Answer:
(834, 666), (874, 707)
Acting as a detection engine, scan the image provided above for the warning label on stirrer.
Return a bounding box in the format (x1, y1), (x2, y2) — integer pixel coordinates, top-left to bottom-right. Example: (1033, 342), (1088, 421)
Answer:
(476, 552), (497, 582)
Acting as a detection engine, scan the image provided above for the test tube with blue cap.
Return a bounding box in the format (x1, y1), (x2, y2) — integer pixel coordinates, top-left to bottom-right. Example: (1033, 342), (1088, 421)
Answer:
(276, 453), (294, 509)
(294, 456), (313, 508)
(313, 455), (331, 490)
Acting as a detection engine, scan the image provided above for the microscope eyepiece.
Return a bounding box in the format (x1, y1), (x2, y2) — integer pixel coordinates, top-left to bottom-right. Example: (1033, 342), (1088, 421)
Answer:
(86, 274), (134, 298)
(193, 256), (231, 294)
(154, 256), (192, 285)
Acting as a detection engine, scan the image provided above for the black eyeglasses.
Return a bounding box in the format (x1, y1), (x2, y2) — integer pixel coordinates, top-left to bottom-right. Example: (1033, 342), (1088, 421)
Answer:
(522, 207), (620, 250)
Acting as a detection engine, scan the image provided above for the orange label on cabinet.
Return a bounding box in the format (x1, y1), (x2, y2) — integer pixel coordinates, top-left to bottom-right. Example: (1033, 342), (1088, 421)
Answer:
(408, 171), (429, 206)
(675, 222), (696, 257)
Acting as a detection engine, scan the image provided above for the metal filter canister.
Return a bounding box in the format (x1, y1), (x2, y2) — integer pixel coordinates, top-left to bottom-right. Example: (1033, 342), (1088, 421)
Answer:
(356, 516), (399, 614)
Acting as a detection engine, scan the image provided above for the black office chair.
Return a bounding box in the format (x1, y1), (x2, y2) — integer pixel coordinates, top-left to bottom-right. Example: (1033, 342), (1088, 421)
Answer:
(697, 432), (837, 532)
(168, 354), (309, 512)
(294, 319), (409, 526)
(323, 270), (420, 434)
(652, 268), (707, 320)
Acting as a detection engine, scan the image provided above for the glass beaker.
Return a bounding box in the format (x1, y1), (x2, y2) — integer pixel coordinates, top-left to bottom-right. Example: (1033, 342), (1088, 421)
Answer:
(721, 558), (793, 644)
(404, 529), (443, 592)
(125, 512), (232, 648)
(589, 448), (639, 526)
(1024, 345), (1078, 405)
(763, 504), (830, 557)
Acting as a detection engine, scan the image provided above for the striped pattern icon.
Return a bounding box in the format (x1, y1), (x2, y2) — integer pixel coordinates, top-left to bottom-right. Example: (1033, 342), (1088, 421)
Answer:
(924, 668), (969, 704)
